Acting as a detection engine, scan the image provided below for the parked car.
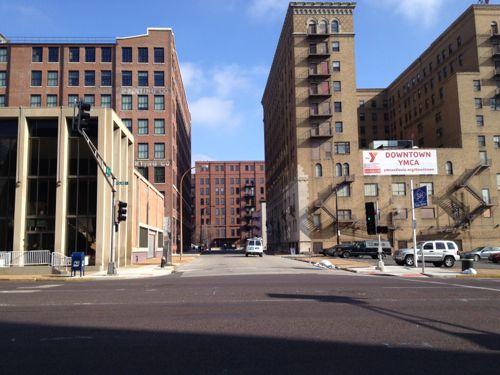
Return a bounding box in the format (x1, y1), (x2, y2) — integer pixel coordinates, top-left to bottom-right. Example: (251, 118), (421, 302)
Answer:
(488, 252), (500, 263)
(332, 240), (392, 259)
(393, 240), (460, 268)
(461, 246), (500, 262)
(321, 245), (339, 257)
(245, 238), (263, 257)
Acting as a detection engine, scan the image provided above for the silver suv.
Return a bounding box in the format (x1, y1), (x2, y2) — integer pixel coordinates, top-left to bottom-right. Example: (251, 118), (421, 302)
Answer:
(393, 240), (460, 268)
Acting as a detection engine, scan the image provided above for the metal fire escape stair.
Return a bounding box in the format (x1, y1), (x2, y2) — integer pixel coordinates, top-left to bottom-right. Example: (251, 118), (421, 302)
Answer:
(434, 160), (493, 231)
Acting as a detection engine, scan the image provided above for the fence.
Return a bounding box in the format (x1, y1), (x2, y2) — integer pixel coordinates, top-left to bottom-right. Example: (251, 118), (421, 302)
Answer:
(0, 252), (11, 267)
(50, 253), (72, 267)
(0, 251), (72, 267)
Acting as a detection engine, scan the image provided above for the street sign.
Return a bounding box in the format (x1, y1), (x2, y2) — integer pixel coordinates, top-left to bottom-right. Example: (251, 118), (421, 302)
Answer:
(116, 181), (129, 186)
(105, 167), (111, 177)
(413, 185), (428, 208)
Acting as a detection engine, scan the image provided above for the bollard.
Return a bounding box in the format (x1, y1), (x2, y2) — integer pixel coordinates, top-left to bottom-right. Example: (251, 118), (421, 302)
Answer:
(461, 258), (474, 272)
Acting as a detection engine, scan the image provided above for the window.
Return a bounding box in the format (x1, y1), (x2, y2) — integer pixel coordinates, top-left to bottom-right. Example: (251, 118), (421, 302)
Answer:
(138, 119), (148, 134)
(332, 41), (340, 52)
(0, 95), (5, 107)
(85, 47), (95, 62)
(101, 47), (112, 63)
(338, 210), (352, 221)
(68, 71), (79, 86)
(364, 183), (378, 196)
(331, 20), (339, 33)
(312, 213), (321, 227)
(478, 135), (486, 147)
(154, 95), (165, 110)
(47, 95), (57, 107)
(337, 185), (350, 197)
(335, 142), (350, 154)
(84, 70), (95, 86)
(372, 112), (377, 121)
(494, 136), (500, 148)
(136, 71), (148, 87)
(30, 95), (41, 107)
(333, 81), (341, 92)
(47, 71), (58, 86)
(122, 47), (132, 63)
(31, 70), (42, 86)
(332, 61), (340, 71)
(0, 71), (6, 86)
(138, 48), (148, 63)
(121, 95), (132, 110)
(48, 47), (58, 62)
(0, 47), (7, 62)
(421, 208), (435, 219)
(154, 119), (165, 134)
(69, 47), (79, 62)
(392, 183), (406, 196)
(83, 94), (95, 106)
(420, 182), (433, 196)
(101, 95), (111, 108)
(491, 97), (500, 110)
(335, 163), (342, 176)
(154, 71), (164, 86)
(335, 121), (343, 133)
(315, 163), (323, 177)
(154, 48), (164, 63)
(154, 167), (165, 183)
(138, 95), (148, 110)
(122, 119), (132, 131)
(476, 115), (484, 126)
(360, 113), (365, 121)
(101, 70), (112, 86)
(473, 80), (481, 91)
(122, 71), (132, 86)
(138, 143), (149, 159)
(445, 161), (453, 175)
(475, 98), (482, 109)
(137, 167), (148, 179)
(68, 95), (78, 106)
(154, 143), (165, 159)
(497, 173), (500, 190)
(32, 47), (43, 62)
(342, 163), (349, 176)
(334, 102), (342, 112)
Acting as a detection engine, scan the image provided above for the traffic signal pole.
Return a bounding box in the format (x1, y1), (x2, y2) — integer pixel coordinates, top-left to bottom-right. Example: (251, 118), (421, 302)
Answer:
(375, 200), (386, 272)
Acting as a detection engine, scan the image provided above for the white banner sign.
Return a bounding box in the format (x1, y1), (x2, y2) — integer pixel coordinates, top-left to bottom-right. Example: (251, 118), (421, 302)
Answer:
(363, 150), (438, 176)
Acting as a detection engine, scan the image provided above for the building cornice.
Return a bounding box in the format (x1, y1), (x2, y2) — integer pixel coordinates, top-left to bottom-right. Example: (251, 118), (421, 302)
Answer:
(290, 2), (356, 15)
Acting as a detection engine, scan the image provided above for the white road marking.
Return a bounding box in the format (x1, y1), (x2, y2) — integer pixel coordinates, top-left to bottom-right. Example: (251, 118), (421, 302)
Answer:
(0, 290), (40, 294)
(402, 278), (500, 292)
(40, 336), (93, 342)
(18, 284), (61, 289)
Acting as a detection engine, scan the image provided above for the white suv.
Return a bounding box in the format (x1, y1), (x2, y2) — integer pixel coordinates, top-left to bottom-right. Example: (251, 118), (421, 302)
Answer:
(393, 240), (460, 268)
(245, 238), (264, 257)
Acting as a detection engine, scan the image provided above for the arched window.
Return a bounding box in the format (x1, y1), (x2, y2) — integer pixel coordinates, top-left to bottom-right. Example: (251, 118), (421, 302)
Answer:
(315, 163), (323, 177)
(445, 161), (453, 175)
(343, 163), (350, 176)
(331, 20), (339, 33)
(308, 21), (317, 34)
(318, 20), (328, 34)
(335, 163), (342, 177)
(491, 21), (498, 35)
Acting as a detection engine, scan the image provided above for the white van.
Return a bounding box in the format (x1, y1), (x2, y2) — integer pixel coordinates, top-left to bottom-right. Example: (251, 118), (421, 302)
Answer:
(245, 238), (264, 257)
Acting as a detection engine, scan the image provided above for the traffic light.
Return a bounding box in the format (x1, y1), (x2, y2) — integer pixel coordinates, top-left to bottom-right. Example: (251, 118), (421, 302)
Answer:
(77, 101), (92, 131)
(365, 202), (377, 235)
(117, 201), (128, 222)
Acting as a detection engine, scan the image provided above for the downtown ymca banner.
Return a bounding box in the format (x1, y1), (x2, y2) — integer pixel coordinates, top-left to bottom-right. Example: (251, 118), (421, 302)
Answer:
(362, 149), (438, 176)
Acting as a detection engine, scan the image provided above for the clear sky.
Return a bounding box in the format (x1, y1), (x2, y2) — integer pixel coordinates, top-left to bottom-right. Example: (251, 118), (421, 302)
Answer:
(0, 0), (495, 163)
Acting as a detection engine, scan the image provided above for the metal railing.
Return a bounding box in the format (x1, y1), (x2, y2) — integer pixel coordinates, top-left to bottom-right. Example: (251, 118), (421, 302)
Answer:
(0, 252), (12, 267)
(9, 250), (51, 266)
(51, 253), (72, 267)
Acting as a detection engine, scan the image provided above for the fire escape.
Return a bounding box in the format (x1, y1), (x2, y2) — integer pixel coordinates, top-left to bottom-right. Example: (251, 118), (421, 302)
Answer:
(433, 160), (494, 232)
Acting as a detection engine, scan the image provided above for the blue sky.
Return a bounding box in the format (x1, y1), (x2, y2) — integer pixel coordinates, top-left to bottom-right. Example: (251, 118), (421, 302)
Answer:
(0, 0), (494, 163)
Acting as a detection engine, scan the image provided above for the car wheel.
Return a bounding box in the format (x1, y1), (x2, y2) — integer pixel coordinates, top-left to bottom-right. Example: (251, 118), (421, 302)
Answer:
(342, 251), (351, 258)
(404, 255), (414, 267)
(443, 256), (455, 268)
(432, 262), (443, 267)
(371, 255), (378, 259)
(395, 260), (404, 266)
(473, 255), (480, 262)
(259, 253), (263, 257)
(245, 253), (249, 257)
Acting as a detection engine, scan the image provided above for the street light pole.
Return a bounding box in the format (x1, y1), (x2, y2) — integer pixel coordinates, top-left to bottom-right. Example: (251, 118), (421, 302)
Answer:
(179, 166), (197, 262)
(335, 187), (340, 245)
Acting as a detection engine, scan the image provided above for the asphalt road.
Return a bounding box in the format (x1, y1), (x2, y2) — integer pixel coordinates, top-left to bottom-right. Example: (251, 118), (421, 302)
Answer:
(1, 253), (499, 374)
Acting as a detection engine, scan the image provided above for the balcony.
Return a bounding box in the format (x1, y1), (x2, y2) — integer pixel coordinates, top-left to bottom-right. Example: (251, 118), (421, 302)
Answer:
(494, 67), (500, 78)
(495, 87), (500, 96)
(307, 28), (329, 39)
(308, 46), (329, 58)
(493, 45), (500, 58)
(309, 84), (331, 97)
(245, 200), (256, 208)
(308, 70), (331, 78)
(310, 125), (333, 138)
(491, 29), (500, 42)
(310, 108), (332, 118)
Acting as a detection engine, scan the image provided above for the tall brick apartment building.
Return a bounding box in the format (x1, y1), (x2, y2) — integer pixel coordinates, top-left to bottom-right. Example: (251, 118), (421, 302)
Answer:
(0, 28), (191, 253)
(263, 2), (500, 253)
(193, 161), (266, 249)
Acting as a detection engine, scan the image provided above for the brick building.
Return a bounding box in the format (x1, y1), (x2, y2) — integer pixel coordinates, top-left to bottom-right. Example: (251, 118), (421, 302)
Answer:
(193, 161), (266, 249)
(0, 28), (190, 253)
(263, 2), (500, 253)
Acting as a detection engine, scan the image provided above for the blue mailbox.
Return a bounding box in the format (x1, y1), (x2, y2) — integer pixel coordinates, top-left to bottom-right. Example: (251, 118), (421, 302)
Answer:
(71, 252), (85, 276)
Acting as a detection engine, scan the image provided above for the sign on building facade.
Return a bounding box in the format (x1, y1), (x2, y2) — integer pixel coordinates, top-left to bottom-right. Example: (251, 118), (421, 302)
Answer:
(362, 150), (438, 176)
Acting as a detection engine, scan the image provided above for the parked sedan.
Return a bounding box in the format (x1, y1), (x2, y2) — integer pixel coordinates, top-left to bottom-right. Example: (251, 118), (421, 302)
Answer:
(488, 252), (500, 263)
(461, 246), (500, 262)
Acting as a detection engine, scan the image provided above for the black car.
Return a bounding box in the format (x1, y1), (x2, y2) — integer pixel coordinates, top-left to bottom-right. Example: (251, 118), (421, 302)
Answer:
(334, 241), (392, 259)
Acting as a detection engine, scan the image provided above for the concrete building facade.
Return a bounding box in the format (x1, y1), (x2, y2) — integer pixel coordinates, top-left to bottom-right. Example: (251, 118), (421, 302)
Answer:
(193, 161), (266, 249)
(0, 28), (190, 253)
(263, 2), (500, 254)
(0, 107), (164, 270)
